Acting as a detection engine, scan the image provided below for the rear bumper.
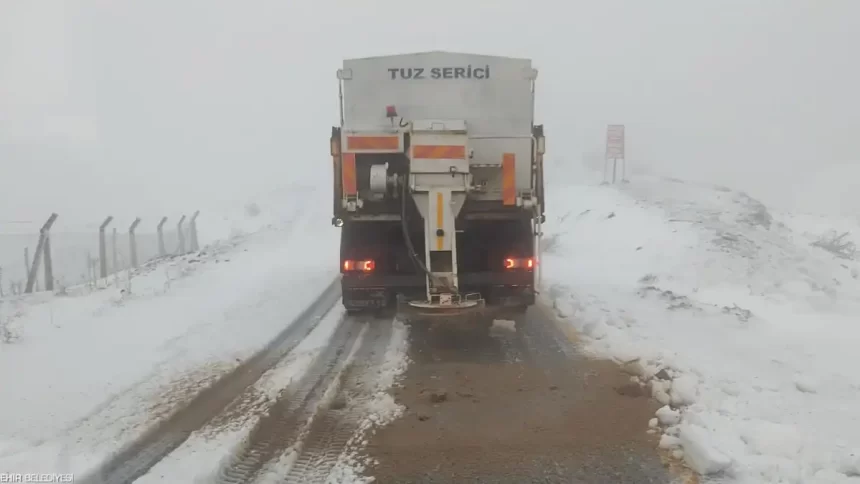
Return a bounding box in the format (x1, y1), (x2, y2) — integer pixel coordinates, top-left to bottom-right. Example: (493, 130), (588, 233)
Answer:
(341, 272), (535, 309)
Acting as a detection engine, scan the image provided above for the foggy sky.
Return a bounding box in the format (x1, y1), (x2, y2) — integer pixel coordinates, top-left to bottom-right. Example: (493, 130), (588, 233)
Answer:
(1, 0), (858, 231)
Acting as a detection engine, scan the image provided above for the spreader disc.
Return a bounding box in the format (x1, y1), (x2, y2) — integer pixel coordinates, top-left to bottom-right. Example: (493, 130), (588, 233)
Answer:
(407, 300), (482, 310)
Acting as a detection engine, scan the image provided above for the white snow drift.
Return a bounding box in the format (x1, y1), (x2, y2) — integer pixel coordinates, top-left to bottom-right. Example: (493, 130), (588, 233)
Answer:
(543, 165), (860, 484)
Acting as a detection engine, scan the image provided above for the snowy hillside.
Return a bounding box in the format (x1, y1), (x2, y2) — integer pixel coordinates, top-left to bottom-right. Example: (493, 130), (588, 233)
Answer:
(542, 165), (860, 483)
(194, 182), (324, 246)
(0, 186), (341, 474)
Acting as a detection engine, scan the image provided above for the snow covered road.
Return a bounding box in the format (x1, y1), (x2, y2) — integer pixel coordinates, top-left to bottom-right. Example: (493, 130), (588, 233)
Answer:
(86, 306), (409, 484)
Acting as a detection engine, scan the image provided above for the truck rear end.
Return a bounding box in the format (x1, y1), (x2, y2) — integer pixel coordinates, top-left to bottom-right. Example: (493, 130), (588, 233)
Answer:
(330, 51), (546, 319)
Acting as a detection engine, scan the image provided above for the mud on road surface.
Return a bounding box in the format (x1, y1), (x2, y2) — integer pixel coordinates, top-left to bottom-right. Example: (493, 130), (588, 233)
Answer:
(364, 307), (673, 484)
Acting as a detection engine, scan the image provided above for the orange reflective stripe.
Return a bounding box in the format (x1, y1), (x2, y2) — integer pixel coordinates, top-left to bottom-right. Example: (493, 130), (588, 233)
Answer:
(346, 136), (399, 150)
(502, 153), (516, 206)
(412, 145), (467, 159)
(342, 153), (357, 195)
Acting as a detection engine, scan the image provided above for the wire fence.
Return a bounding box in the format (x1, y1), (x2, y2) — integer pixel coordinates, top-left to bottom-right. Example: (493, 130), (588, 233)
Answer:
(0, 212), (200, 297)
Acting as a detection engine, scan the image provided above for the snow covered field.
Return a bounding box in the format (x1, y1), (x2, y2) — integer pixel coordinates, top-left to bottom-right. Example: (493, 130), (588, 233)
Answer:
(543, 165), (860, 483)
(0, 187), (341, 475)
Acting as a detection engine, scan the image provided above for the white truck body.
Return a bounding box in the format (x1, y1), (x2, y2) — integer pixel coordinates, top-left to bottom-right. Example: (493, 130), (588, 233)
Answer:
(339, 51), (538, 195)
(332, 51), (545, 311)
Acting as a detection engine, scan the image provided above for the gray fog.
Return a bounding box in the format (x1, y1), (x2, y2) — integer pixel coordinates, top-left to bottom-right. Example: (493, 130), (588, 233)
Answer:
(2, 0), (858, 228)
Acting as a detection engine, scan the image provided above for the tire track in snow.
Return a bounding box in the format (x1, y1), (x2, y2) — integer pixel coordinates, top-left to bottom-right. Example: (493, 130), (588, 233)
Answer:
(213, 316), (368, 484)
(281, 318), (395, 484)
(77, 278), (342, 484)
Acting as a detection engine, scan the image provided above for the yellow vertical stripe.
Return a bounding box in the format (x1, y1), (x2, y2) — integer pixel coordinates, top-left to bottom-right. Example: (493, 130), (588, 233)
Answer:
(435, 192), (444, 250)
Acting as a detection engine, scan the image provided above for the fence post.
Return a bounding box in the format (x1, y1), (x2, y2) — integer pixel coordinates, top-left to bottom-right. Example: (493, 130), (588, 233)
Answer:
(177, 215), (187, 254)
(24, 248), (30, 285)
(99, 216), (113, 279)
(39, 213), (58, 292)
(190, 210), (200, 252)
(157, 217), (168, 256)
(112, 227), (118, 283)
(44, 232), (54, 292)
(25, 213), (58, 294)
(129, 218), (141, 268)
(87, 252), (94, 287)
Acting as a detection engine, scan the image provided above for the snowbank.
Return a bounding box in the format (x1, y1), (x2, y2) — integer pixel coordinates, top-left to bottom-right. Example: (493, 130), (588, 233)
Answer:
(0, 186), (340, 474)
(542, 166), (860, 483)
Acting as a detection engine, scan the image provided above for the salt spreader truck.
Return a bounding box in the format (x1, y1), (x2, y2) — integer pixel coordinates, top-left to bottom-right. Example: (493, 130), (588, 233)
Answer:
(330, 51), (546, 321)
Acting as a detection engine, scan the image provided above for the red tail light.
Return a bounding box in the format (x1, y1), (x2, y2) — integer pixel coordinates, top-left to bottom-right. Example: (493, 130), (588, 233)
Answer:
(503, 257), (535, 271)
(343, 259), (375, 272)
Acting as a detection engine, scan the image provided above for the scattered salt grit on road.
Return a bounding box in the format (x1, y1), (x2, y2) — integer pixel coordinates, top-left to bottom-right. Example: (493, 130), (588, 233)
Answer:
(0, 188), (340, 475)
(542, 165), (860, 483)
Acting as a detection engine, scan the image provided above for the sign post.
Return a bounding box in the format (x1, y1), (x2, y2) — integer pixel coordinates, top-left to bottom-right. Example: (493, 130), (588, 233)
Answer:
(604, 124), (626, 184)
